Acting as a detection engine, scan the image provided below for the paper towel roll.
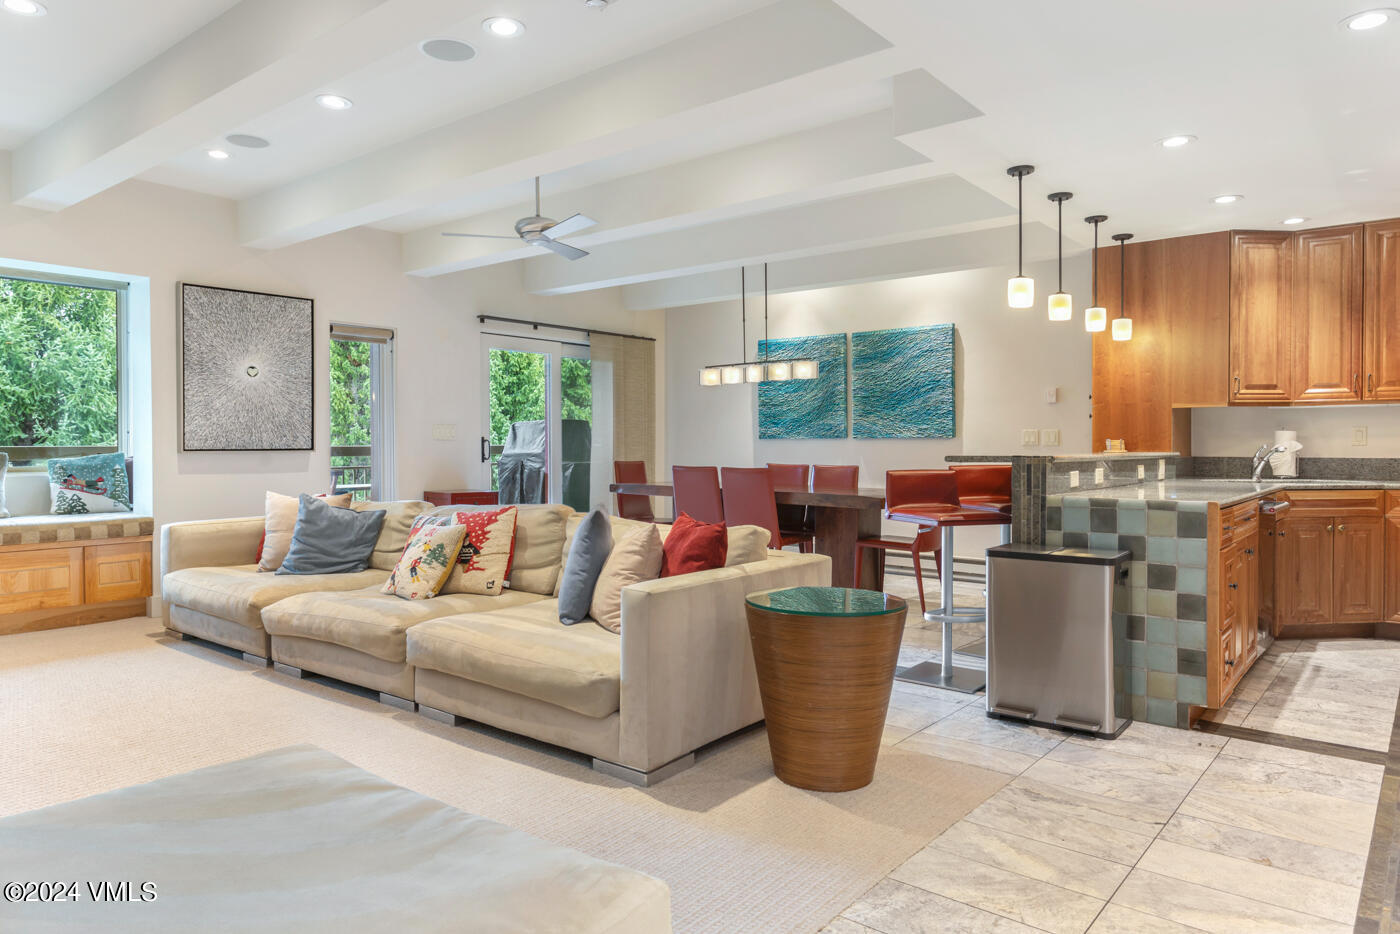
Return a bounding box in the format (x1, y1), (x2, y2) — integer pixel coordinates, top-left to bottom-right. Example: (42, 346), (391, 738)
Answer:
(1269, 429), (1302, 478)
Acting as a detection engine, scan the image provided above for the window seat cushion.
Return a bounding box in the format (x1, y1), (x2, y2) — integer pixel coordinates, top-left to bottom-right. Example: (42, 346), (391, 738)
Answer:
(0, 513), (155, 547)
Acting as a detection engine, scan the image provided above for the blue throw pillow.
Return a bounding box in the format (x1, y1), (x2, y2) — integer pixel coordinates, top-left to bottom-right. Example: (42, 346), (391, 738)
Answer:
(558, 508), (614, 625)
(277, 494), (386, 575)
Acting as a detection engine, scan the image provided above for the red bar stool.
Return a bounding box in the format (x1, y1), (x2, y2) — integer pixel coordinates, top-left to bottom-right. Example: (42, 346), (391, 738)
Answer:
(614, 460), (656, 522)
(855, 470), (951, 617)
(672, 465), (724, 525)
(950, 464), (1013, 538)
(721, 467), (814, 551)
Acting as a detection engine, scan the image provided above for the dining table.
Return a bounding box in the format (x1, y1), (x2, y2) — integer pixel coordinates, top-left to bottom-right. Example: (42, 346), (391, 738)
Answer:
(608, 481), (885, 589)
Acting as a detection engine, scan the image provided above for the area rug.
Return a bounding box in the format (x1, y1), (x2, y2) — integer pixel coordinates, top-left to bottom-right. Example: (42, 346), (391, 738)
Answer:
(0, 618), (1008, 934)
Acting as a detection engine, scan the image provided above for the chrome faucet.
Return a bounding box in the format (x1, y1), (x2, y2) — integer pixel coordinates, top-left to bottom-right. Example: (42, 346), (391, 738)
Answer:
(1252, 442), (1290, 481)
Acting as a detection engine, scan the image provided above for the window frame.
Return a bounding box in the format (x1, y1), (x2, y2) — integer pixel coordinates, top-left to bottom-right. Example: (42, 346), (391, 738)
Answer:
(0, 269), (129, 469)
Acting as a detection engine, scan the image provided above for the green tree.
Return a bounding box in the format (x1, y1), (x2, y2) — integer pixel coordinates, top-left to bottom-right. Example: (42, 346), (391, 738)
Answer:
(329, 338), (372, 452)
(0, 278), (118, 454)
(560, 356), (592, 424)
(488, 349), (546, 446)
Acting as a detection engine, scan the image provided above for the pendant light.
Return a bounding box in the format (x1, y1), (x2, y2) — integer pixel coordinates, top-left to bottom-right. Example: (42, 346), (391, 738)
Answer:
(1083, 215), (1108, 332)
(1111, 232), (1134, 341)
(1006, 165), (1035, 307)
(1047, 191), (1073, 321)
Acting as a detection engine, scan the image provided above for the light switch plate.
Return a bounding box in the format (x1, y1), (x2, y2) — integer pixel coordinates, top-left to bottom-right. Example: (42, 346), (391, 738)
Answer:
(1158, 459), (1167, 480)
(1137, 464), (1146, 480)
(432, 424), (457, 441)
(1094, 467), (1105, 484)
(1069, 470), (1080, 488)
(1021, 429), (1039, 446)
(1043, 429), (1061, 446)
(1354, 426), (1368, 446)
(1045, 387), (1058, 404)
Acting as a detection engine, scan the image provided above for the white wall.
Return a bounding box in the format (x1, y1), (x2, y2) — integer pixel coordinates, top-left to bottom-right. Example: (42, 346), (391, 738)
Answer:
(665, 256), (1092, 554)
(1192, 405), (1400, 458)
(0, 179), (661, 538)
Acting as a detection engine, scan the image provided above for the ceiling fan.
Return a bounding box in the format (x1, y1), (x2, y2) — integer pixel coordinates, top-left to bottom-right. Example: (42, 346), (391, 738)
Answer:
(441, 176), (596, 260)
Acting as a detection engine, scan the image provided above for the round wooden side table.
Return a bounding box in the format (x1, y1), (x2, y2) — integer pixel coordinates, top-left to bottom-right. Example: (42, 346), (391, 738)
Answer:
(744, 586), (907, 792)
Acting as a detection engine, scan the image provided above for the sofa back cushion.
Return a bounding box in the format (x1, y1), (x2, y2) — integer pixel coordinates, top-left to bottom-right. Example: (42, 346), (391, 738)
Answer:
(277, 495), (386, 575)
(426, 503), (569, 595)
(352, 499), (432, 571)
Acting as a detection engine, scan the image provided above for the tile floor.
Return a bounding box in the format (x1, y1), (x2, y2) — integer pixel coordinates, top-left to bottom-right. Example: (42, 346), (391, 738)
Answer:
(829, 570), (1400, 934)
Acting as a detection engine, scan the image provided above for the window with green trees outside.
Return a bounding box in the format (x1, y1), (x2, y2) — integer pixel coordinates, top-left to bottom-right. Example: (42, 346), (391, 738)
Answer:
(0, 275), (122, 465)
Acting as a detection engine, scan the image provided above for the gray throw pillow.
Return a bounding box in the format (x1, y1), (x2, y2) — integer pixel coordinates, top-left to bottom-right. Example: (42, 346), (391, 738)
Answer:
(558, 508), (614, 625)
(0, 452), (8, 519)
(277, 494), (386, 575)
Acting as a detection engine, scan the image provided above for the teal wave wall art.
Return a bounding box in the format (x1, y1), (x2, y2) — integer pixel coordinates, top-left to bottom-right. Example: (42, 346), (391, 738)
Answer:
(851, 324), (955, 438)
(757, 333), (848, 439)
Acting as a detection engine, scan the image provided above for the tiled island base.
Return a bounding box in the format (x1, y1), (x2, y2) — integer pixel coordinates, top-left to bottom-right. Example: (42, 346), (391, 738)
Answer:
(1044, 496), (1209, 728)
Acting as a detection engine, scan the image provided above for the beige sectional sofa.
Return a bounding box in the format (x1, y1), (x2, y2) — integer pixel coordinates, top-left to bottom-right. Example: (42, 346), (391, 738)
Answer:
(161, 502), (830, 784)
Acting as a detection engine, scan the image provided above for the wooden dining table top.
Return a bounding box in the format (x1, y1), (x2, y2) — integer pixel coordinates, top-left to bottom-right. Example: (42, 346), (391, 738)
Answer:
(609, 481), (886, 509)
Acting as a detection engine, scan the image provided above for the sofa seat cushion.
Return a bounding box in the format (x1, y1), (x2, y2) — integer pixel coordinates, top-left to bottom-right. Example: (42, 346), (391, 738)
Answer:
(162, 565), (387, 630)
(409, 601), (621, 718)
(263, 587), (546, 664)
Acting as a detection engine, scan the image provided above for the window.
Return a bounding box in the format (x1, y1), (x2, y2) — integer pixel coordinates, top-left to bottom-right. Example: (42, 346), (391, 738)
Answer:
(329, 323), (395, 500)
(0, 273), (127, 466)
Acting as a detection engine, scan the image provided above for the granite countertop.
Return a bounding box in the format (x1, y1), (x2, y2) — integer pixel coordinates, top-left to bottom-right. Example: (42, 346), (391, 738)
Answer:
(1053, 478), (1400, 507)
(947, 453), (1180, 462)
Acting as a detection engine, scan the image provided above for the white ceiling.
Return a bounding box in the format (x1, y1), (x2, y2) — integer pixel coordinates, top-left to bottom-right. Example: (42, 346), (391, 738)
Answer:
(4, 0), (1400, 307)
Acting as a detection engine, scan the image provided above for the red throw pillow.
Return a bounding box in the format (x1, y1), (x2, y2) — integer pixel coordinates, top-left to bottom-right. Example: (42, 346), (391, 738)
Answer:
(661, 513), (728, 577)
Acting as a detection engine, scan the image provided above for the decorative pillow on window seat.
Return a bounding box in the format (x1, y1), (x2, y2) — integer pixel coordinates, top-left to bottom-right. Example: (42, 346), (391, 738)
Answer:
(48, 452), (132, 515)
(660, 512), (728, 577)
(381, 522), (469, 600)
(412, 506), (518, 596)
(258, 491), (352, 571)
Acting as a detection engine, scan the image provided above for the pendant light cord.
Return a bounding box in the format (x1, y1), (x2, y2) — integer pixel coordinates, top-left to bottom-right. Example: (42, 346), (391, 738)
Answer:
(763, 262), (769, 361)
(1091, 222), (1098, 305)
(1056, 198), (1063, 291)
(1017, 173), (1024, 276)
(1118, 238), (1126, 319)
(740, 266), (746, 360)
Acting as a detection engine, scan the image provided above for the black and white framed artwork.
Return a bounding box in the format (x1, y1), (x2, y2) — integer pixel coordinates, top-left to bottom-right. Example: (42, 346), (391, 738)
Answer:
(179, 283), (314, 451)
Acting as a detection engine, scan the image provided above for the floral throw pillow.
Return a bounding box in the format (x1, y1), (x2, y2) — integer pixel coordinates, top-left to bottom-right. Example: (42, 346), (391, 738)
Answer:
(381, 522), (469, 600)
(416, 506), (518, 596)
(48, 452), (132, 515)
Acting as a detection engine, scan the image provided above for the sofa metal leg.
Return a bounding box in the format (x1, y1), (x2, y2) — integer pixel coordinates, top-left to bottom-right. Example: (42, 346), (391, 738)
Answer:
(242, 652), (270, 667)
(418, 705), (466, 726)
(378, 692), (416, 712)
(592, 753), (696, 787)
(272, 662), (307, 678)
(163, 628), (192, 642)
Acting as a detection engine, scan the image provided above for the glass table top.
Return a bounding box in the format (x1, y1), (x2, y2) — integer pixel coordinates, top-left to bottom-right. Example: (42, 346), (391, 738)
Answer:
(745, 586), (906, 617)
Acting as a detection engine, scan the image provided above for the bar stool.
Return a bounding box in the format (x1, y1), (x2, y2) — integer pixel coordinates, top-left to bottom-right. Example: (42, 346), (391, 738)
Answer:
(949, 464), (1013, 539)
(854, 470), (951, 616)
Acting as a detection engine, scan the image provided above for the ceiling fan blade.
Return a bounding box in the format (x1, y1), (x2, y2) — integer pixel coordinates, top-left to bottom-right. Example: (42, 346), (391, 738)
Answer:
(542, 213), (596, 239)
(441, 232), (521, 240)
(538, 237), (589, 261)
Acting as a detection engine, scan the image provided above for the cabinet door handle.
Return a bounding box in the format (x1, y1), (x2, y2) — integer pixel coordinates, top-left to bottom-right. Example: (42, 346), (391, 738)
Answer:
(1244, 548), (1254, 555)
(1339, 524), (1347, 532)
(1369, 373), (1375, 394)
(1225, 659), (1235, 667)
(1229, 582), (1239, 590)
(1327, 524), (1334, 533)
(1354, 373), (1360, 393)
(1234, 375), (1241, 395)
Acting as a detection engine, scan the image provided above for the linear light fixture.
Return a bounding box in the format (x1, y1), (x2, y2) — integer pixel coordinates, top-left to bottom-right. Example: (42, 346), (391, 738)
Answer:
(698, 264), (816, 387)
(1084, 214), (1108, 332)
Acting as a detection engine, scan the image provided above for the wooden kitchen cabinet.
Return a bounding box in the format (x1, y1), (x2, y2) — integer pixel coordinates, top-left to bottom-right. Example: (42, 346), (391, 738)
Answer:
(1273, 491), (1387, 636)
(1292, 225), (1364, 403)
(1334, 517), (1384, 622)
(1365, 219), (1400, 401)
(1230, 231), (1294, 404)
(1210, 500), (1262, 706)
(1386, 492), (1400, 624)
(1276, 516), (1334, 629)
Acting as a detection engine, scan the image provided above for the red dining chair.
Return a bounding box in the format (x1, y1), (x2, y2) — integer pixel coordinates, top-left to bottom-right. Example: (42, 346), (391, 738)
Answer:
(812, 464), (859, 492)
(672, 465), (724, 525)
(721, 467), (813, 552)
(767, 462), (813, 547)
(614, 460), (655, 522)
(854, 469), (957, 614)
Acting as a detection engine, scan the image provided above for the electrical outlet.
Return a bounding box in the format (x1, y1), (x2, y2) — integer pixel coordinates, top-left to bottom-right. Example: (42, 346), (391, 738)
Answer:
(1354, 426), (1368, 446)
(1094, 467), (1105, 484)
(1021, 429), (1039, 446)
(432, 424), (457, 441)
(1043, 429), (1061, 446)
(1069, 470), (1080, 488)
(1137, 464), (1146, 480)
(1158, 459), (1167, 480)
(1045, 387), (1058, 404)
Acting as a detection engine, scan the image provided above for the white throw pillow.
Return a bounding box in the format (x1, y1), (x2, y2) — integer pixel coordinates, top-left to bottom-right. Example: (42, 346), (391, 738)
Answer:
(590, 524), (664, 633)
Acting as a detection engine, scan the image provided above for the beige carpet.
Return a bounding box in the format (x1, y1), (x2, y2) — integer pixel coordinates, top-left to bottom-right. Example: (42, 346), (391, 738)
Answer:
(0, 618), (1008, 934)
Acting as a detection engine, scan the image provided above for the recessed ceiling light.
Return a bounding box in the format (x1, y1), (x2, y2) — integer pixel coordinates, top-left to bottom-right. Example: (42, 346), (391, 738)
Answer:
(420, 38), (477, 62)
(3, 0), (47, 15)
(483, 16), (525, 37)
(1282, 217), (1308, 225)
(316, 94), (353, 111)
(226, 134), (270, 149)
(1157, 135), (1196, 148)
(1343, 8), (1395, 29)
(585, 0), (609, 7)
(206, 149), (231, 160)
(1213, 194), (1243, 204)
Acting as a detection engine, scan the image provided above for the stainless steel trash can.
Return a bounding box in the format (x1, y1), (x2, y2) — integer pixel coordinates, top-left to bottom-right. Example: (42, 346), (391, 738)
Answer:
(985, 544), (1131, 739)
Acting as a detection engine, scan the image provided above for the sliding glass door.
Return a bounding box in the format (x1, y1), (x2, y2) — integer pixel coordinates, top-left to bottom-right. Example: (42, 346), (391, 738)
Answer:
(481, 334), (591, 512)
(329, 324), (395, 500)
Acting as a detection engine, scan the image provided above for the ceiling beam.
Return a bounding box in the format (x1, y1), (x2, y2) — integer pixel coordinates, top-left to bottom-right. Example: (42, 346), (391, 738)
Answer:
(521, 174), (1013, 295)
(402, 109), (936, 277)
(11, 0), (472, 210)
(237, 0), (905, 249)
(621, 222), (1062, 309)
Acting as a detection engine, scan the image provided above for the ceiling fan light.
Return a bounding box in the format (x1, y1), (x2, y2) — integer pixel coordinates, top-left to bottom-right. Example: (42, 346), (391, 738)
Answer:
(1112, 317), (1133, 341)
(1048, 292), (1073, 322)
(744, 363), (766, 383)
(792, 359), (819, 380)
(699, 367), (723, 387)
(721, 365), (744, 385)
(767, 361), (792, 382)
(1085, 306), (1108, 332)
(1008, 276), (1034, 308)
